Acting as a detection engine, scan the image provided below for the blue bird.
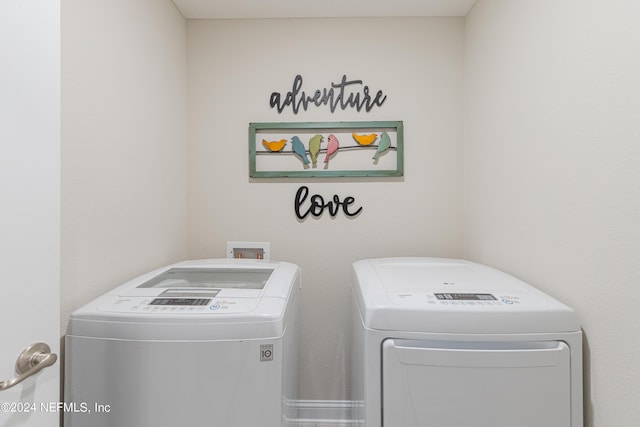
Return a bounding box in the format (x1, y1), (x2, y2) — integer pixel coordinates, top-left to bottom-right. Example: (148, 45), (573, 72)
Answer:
(373, 132), (391, 161)
(291, 136), (310, 165)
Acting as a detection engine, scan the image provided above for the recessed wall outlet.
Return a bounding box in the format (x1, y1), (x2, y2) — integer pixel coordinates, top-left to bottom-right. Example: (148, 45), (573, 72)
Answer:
(226, 242), (271, 260)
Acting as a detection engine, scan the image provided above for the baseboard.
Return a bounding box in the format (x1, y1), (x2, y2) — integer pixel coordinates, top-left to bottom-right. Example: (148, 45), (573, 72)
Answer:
(291, 399), (362, 426)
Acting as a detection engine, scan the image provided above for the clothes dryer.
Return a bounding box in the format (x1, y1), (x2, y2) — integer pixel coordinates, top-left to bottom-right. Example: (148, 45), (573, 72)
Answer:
(351, 257), (582, 427)
(65, 259), (300, 427)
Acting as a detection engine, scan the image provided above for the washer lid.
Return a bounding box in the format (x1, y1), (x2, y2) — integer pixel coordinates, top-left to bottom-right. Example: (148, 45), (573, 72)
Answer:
(352, 258), (580, 334)
(67, 259), (301, 340)
(135, 267), (273, 290)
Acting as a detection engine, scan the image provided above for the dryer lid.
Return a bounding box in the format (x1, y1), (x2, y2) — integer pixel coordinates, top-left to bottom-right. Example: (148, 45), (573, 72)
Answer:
(352, 258), (580, 334)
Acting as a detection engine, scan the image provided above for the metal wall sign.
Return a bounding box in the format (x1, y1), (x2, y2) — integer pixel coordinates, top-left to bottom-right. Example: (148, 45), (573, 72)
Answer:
(257, 75), (398, 221)
(269, 74), (387, 114)
(294, 186), (363, 220)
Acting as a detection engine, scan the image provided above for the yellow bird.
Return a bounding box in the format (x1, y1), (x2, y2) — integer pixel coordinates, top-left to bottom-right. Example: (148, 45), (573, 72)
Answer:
(262, 139), (287, 152)
(352, 133), (378, 146)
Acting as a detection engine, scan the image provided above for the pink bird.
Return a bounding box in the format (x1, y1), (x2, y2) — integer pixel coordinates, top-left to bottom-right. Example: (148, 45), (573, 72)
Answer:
(324, 134), (339, 165)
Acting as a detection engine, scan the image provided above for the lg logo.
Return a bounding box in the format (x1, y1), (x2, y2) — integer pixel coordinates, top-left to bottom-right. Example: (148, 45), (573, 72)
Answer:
(260, 344), (273, 362)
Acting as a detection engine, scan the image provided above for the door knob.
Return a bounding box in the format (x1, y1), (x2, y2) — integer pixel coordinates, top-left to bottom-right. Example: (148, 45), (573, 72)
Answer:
(0, 343), (57, 391)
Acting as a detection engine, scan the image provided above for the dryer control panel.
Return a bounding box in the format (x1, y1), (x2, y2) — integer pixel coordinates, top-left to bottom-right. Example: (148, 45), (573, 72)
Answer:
(390, 292), (525, 308)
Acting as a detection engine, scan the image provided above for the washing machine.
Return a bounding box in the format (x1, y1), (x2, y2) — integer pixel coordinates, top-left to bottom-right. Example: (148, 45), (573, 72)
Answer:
(351, 257), (582, 427)
(64, 259), (300, 427)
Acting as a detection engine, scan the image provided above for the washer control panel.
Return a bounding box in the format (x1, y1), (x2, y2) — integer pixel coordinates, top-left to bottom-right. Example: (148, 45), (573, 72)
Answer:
(98, 296), (260, 314)
(434, 293), (497, 301)
(150, 298), (211, 306)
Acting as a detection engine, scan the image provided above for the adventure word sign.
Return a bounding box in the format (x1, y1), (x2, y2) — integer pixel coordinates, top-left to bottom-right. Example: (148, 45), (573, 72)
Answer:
(270, 75), (387, 114)
(294, 186), (363, 220)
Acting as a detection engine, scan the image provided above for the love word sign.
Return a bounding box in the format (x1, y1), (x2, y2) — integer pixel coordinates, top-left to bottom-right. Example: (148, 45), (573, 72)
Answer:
(270, 74), (387, 114)
(294, 186), (363, 220)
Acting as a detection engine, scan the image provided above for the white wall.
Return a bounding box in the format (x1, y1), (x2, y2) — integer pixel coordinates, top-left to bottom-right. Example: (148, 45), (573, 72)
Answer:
(61, 0), (189, 329)
(187, 17), (465, 400)
(60, 2), (640, 422)
(464, 1), (640, 425)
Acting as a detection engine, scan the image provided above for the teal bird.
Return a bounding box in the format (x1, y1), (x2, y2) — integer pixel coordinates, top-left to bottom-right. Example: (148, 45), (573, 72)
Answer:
(309, 134), (323, 166)
(291, 136), (310, 165)
(373, 132), (391, 161)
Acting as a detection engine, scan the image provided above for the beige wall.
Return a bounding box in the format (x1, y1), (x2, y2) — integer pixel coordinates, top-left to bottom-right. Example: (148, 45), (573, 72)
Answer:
(61, 0), (189, 329)
(187, 17), (465, 400)
(464, 1), (640, 425)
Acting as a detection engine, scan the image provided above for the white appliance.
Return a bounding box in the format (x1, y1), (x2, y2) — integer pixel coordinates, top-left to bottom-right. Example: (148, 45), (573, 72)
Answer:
(64, 259), (300, 427)
(351, 257), (582, 427)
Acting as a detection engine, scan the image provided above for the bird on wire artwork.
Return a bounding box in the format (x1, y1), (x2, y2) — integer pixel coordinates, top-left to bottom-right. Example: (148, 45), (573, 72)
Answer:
(256, 128), (397, 171)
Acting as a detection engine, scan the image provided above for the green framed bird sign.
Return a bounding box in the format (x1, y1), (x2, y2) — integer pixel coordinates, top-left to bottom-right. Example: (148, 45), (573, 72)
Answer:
(249, 121), (404, 178)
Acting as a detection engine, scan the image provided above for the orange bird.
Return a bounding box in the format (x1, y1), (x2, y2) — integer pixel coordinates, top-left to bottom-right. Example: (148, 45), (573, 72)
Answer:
(262, 139), (287, 152)
(352, 133), (377, 146)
